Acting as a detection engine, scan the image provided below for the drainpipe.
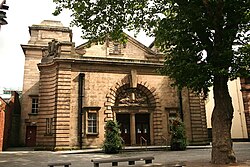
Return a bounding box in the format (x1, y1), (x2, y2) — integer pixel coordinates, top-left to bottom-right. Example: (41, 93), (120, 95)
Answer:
(178, 89), (184, 122)
(78, 73), (85, 149)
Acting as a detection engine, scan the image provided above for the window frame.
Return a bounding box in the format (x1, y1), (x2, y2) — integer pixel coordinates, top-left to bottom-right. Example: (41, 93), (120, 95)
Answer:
(83, 107), (101, 135)
(109, 42), (122, 55)
(32, 98), (38, 114)
(87, 112), (98, 134)
(29, 95), (39, 114)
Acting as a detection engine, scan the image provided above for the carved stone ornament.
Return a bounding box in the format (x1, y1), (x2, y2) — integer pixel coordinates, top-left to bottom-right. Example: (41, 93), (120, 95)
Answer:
(75, 48), (86, 55)
(116, 88), (149, 107)
(48, 39), (60, 57)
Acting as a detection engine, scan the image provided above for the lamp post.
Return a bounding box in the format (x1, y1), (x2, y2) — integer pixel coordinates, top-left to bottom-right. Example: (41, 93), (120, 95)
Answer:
(0, 0), (9, 29)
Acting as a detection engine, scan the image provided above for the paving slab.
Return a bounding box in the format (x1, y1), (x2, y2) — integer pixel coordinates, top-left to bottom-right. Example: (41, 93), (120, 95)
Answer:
(0, 142), (249, 167)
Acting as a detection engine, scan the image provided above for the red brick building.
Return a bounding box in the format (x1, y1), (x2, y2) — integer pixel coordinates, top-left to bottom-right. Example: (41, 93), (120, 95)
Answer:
(0, 97), (9, 151)
(0, 92), (21, 151)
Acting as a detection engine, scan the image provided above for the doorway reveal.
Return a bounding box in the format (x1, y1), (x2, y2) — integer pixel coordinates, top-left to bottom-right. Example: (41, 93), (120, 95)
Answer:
(116, 114), (131, 145)
(136, 114), (150, 145)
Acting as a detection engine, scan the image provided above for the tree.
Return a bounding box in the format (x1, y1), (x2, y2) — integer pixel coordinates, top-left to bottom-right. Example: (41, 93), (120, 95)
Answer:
(102, 120), (122, 154)
(53, 0), (250, 164)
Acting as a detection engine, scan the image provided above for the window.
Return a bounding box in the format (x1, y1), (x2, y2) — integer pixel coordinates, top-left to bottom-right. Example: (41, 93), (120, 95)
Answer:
(88, 113), (97, 134)
(46, 118), (53, 135)
(84, 107), (100, 135)
(114, 44), (119, 52)
(112, 43), (121, 54)
(32, 98), (38, 114)
(169, 109), (178, 120)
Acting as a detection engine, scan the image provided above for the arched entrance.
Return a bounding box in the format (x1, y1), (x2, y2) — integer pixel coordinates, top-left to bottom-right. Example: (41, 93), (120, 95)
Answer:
(112, 84), (156, 145)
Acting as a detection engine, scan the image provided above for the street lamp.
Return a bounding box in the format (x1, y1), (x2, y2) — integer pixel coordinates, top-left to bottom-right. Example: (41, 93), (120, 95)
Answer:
(0, 0), (9, 28)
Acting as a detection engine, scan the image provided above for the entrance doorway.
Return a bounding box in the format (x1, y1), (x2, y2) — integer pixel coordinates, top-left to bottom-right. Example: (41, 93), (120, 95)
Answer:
(136, 114), (150, 145)
(116, 113), (150, 146)
(26, 126), (37, 147)
(116, 114), (131, 145)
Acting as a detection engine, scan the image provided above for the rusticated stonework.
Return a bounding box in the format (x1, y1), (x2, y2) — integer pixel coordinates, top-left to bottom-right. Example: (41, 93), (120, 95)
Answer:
(21, 20), (209, 150)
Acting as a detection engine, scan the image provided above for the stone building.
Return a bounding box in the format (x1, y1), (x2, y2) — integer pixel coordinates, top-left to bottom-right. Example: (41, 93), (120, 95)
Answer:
(21, 20), (208, 150)
(206, 78), (250, 141)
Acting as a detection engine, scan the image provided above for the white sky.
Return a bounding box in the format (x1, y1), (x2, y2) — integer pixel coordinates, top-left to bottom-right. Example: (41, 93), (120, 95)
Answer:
(0, 0), (153, 90)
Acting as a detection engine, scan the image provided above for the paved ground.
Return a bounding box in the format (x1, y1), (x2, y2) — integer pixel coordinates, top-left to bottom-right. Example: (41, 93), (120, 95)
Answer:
(0, 142), (249, 167)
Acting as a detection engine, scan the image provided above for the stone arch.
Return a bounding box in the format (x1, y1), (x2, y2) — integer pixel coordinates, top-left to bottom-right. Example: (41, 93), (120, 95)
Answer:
(114, 84), (157, 108)
(104, 79), (160, 121)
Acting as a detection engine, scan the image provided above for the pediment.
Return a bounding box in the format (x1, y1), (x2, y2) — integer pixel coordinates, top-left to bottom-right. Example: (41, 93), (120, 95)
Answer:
(75, 33), (162, 61)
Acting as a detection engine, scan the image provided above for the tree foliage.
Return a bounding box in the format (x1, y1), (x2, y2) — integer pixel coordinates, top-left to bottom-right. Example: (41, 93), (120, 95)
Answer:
(53, 0), (250, 95)
(102, 120), (122, 154)
(170, 118), (187, 151)
(53, 0), (250, 164)
(156, 1), (250, 95)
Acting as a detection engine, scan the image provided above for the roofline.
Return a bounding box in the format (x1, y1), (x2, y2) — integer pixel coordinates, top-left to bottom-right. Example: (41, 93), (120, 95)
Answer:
(149, 40), (155, 48)
(28, 25), (72, 35)
(0, 96), (8, 106)
(76, 33), (157, 55)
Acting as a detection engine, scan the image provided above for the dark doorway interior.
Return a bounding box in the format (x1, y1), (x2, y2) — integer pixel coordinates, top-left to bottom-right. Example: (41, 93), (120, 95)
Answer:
(136, 114), (150, 145)
(116, 114), (131, 145)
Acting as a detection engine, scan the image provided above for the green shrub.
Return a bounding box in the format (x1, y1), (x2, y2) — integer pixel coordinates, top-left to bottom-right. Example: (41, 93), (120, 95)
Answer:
(102, 120), (122, 154)
(170, 118), (187, 151)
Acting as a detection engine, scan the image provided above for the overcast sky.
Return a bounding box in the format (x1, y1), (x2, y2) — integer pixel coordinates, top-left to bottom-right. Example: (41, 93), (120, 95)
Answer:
(0, 0), (153, 90)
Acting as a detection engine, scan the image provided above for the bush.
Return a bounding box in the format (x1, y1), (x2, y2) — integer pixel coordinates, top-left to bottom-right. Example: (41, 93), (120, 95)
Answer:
(170, 118), (187, 151)
(102, 120), (122, 154)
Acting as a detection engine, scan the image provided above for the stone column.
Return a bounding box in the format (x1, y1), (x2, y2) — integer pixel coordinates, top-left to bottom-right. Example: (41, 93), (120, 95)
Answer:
(130, 113), (136, 145)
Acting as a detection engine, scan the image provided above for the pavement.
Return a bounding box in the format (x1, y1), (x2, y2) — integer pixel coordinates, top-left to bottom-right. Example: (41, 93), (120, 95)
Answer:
(0, 142), (249, 167)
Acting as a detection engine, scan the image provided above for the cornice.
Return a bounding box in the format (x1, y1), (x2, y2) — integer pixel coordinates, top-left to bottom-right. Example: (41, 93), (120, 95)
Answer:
(29, 25), (72, 34)
(21, 44), (48, 54)
(38, 56), (164, 71)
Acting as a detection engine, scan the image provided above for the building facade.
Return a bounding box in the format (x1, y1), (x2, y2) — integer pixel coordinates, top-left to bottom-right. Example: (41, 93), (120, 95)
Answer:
(21, 20), (208, 150)
(0, 97), (8, 151)
(0, 92), (21, 151)
(206, 78), (250, 141)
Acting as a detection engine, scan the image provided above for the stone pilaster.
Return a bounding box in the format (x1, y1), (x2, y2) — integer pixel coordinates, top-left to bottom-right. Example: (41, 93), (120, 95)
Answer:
(188, 92), (209, 145)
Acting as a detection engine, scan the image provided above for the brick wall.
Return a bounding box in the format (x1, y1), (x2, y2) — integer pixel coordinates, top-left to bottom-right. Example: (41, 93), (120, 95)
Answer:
(0, 104), (5, 151)
(0, 98), (10, 151)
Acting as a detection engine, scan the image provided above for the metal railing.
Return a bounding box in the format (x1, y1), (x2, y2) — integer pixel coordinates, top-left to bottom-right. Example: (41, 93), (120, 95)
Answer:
(140, 136), (147, 150)
(120, 137), (125, 149)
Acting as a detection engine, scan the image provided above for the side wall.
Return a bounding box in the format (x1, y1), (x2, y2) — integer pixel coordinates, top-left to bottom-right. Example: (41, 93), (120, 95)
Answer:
(36, 61), (209, 148)
(0, 99), (7, 151)
(20, 47), (42, 146)
(37, 64), (57, 149)
(206, 78), (248, 140)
